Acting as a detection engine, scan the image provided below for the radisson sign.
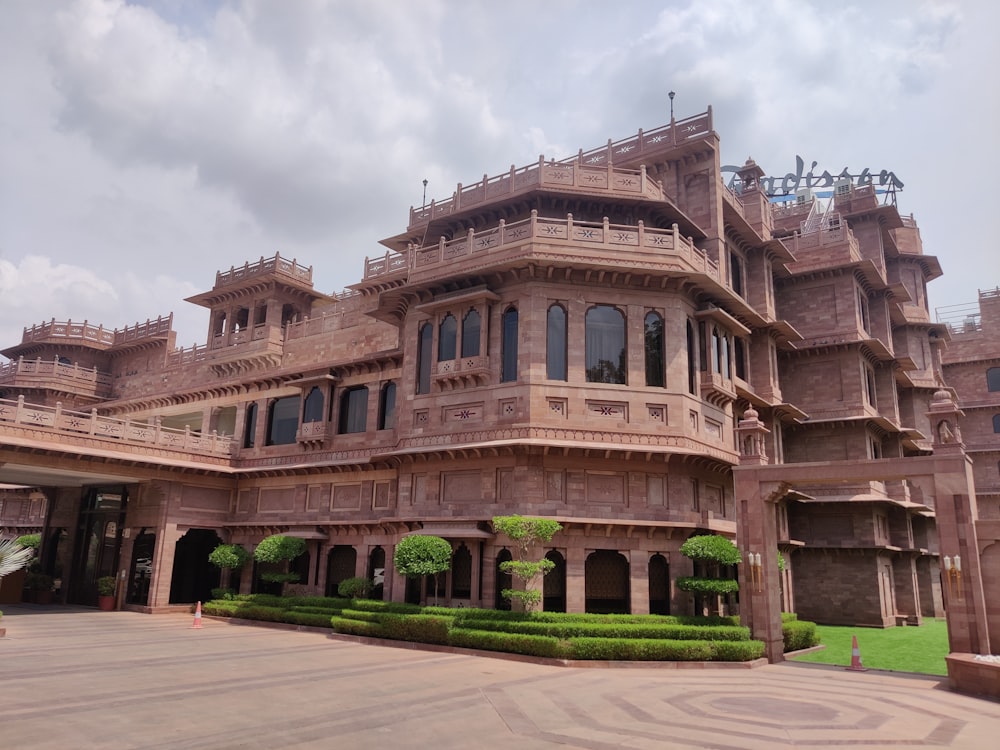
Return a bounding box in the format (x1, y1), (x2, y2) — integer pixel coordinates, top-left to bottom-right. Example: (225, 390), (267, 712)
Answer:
(722, 156), (904, 198)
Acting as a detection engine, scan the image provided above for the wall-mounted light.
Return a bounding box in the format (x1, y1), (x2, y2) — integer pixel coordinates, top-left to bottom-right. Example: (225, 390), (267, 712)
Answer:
(746, 551), (763, 593)
(943, 555), (963, 600)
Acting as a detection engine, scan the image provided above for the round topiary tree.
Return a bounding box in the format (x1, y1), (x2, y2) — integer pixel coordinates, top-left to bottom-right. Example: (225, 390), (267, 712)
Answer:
(677, 534), (741, 615)
(253, 535), (307, 595)
(392, 535), (451, 605)
(208, 543), (250, 595)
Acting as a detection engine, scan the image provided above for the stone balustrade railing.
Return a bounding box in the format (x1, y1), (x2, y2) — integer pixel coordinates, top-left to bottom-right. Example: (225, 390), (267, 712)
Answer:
(17, 314), (173, 347)
(0, 357), (113, 396)
(0, 396), (233, 457)
(215, 252), (313, 288)
(366, 211), (718, 283)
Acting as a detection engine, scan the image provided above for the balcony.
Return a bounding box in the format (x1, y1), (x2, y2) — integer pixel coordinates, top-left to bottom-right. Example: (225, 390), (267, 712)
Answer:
(364, 212), (719, 287)
(0, 357), (114, 400)
(433, 355), (491, 390)
(214, 253), (312, 289)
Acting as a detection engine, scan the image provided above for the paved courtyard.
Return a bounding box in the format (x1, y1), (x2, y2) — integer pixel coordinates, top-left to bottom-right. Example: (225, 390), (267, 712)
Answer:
(2, 604), (999, 749)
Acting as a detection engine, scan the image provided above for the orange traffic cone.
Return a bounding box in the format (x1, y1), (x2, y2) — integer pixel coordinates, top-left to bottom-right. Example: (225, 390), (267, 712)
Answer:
(190, 600), (203, 629)
(846, 634), (866, 671)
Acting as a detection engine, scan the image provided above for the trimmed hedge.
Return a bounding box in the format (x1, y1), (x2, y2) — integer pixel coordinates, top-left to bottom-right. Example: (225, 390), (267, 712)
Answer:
(783, 620), (819, 651)
(567, 638), (763, 661)
(448, 628), (566, 659)
(447, 619), (750, 641)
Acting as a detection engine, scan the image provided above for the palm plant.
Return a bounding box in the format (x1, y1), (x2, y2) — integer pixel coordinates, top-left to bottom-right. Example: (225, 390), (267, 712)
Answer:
(0, 538), (35, 580)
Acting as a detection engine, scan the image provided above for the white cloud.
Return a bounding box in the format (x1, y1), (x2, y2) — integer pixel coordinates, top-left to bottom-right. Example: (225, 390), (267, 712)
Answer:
(0, 0), (994, 354)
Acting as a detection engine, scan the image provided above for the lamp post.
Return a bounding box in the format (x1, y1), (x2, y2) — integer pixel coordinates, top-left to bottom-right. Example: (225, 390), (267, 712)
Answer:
(669, 91), (675, 121)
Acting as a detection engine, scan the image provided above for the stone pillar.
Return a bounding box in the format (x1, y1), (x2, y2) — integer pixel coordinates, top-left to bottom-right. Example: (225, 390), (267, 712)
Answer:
(629, 550), (650, 615)
(927, 390), (991, 655)
(734, 407), (784, 663)
(565, 545), (586, 613)
(150, 523), (184, 609)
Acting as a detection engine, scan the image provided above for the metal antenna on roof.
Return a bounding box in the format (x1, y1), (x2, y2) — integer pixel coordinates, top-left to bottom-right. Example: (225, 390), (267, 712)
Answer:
(422, 179), (428, 209)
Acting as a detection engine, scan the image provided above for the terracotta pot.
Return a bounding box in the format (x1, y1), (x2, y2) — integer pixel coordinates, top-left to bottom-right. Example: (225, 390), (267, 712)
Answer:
(97, 595), (115, 611)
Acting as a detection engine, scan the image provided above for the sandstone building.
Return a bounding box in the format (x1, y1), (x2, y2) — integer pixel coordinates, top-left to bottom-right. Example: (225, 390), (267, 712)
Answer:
(0, 108), (992, 634)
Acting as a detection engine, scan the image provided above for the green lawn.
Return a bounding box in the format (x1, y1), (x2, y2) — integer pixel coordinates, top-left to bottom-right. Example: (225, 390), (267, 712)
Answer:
(791, 619), (949, 676)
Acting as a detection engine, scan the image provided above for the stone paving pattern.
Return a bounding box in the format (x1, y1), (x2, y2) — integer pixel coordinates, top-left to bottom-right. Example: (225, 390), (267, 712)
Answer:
(2, 606), (999, 749)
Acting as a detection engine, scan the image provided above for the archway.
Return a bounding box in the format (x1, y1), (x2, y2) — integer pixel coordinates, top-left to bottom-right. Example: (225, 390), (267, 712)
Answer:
(495, 548), (512, 610)
(169, 529), (222, 604)
(325, 545), (356, 597)
(543, 550), (566, 612)
(648, 553), (670, 615)
(451, 543), (472, 600)
(367, 546), (386, 600)
(585, 550), (630, 614)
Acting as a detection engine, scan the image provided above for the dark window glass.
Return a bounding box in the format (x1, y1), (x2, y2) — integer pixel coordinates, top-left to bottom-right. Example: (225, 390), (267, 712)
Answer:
(378, 382), (396, 430)
(644, 312), (664, 387)
(734, 337), (747, 380)
(547, 304), (567, 381)
(994, 414), (1000, 433)
(865, 366), (877, 407)
(266, 396), (299, 445)
(988, 367), (1000, 392)
(698, 321), (707, 372)
(501, 307), (518, 382)
(243, 402), (257, 448)
(729, 251), (743, 297)
(339, 387), (369, 434)
(585, 305), (626, 384)
(438, 314), (457, 361)
(712, 327), (722, 374)
(687, 320), (696, 394)
(722, 333), (731, 379)
(302, 386), (324, 423)
(461, 309), (481, 357)
(416, 323), (432, 394)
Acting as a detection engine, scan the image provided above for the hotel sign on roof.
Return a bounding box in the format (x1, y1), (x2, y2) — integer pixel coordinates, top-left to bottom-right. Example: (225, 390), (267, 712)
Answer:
(723, 156), (904, 198)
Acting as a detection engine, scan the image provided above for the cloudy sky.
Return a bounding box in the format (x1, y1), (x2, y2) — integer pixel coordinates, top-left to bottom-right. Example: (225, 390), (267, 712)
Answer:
(1, 0), (996, 350)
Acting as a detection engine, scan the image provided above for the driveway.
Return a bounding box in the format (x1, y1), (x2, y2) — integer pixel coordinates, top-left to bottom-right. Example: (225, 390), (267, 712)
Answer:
(2, 604), (998, 749)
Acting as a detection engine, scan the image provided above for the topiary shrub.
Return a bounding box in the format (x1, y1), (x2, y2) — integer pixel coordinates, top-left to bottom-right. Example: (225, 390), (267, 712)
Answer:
(392, 535), (452, 605)
(337, 576), (372, 599)
(253, 536), (307, 595)
(678, 534), (740, 615)
(492, 515), (563, 612)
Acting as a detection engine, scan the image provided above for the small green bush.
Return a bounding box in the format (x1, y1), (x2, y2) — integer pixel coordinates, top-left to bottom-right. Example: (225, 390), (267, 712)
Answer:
(448, 628), (566, 658)
(253, 536), (307, 564)
(15, 534), (41, 550)
(208, 543), (250, 570)
(337, 576), (372, 598)
(679, 535), (741, 564)
(568, 638), (715, 661)
(783, 620), (820, 651)
(210, 587), (236, 600)
(331, 616), (382, 636)
(781, 612), (798, 623)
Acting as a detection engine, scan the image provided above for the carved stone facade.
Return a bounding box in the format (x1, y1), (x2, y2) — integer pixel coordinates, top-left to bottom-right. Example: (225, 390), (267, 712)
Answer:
(0, 109), (990, 648)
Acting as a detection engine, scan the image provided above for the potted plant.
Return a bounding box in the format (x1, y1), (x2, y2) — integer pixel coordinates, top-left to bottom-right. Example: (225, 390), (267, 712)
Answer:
(25, 571), (55, 604)
(96, 576), (117, 611)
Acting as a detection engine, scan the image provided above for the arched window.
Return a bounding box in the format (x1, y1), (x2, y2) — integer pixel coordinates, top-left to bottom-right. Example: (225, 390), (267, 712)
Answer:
(734, 337), (747, 381)
(266, 396), (299, 445)
(687, 319), (696, 394)
(302, 386), (324, 423)
(338, 387), (369, 434)
(644, 311), (664, 387)
(416, 322), (432, 394)
(722, 332), (731, 379)
(243, 402), (258, 448)
(461, 309), (480, 357)
(378, 382), (396, 430)
(988, 367), (1000, 392)
(712, 327), (722, 374)
(547, 304), (567, 381)
(451, 543), (472, 599)
(438, 314), (457, 361)
(585, 305), (626, 384)
(729, 251), (744, 297)
(501, 307), (518, 382)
